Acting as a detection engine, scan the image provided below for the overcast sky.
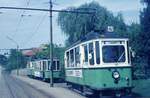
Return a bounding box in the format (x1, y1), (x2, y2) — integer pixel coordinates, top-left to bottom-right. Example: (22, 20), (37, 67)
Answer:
(0, 0), (142, 50)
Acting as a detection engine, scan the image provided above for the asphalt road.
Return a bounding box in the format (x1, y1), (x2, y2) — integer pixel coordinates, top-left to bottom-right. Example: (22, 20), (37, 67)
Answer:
(0, 70), (53, 98)
(0, 66), (145, 98)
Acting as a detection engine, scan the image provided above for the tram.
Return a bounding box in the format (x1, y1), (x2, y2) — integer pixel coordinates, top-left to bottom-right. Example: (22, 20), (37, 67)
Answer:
(27, 58), (62, 81)
(64, 29), (132, 97)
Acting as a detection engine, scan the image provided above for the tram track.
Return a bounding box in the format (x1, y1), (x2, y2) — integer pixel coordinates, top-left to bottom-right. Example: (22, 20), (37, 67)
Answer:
(11, 75), (53, 98)
(3, 73), (16, 98)
(2, 72), (53, 98)
(10, 75), (33, 98)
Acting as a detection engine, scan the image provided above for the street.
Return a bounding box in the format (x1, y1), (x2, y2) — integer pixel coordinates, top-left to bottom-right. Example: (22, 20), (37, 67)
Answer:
(0, 67), (147, 98)
(0, 70), (53, 98)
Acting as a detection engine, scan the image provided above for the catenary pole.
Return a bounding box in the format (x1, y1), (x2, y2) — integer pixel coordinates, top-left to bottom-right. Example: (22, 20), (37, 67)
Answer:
(16, 45), (19, 75)
(49, 0), (53, 87)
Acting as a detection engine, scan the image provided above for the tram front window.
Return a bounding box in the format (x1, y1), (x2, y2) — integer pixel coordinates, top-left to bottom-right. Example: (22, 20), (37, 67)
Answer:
(102, 45), (125, 63)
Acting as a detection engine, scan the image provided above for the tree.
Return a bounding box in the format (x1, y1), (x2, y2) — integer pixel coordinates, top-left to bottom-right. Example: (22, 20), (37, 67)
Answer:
(6, 49), (27, 71)
(58, 1), (127, 45)
(139, 0), (150, 73)
(0, 55), (8, 67)
(127, 23), (141, 48)
(35, 44), (65, 65)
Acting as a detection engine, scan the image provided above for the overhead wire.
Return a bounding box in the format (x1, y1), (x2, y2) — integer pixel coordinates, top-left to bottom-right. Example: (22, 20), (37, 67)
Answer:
(22, 0), (56, 48)
(22, 12), (48, 48)
(12, 0), (31, 37)
(16, 0), (62, 48)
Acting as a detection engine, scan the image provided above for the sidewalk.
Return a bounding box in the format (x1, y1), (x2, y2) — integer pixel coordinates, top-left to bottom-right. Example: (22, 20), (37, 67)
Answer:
(12, 74), (85, 98)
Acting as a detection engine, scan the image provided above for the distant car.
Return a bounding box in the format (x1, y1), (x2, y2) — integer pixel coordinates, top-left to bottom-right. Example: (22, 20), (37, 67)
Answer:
(64, 31), (133, 97)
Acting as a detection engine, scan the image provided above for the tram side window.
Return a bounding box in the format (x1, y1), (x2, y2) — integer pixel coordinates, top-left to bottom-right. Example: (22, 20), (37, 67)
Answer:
(83, 44), (88, 63)
(34, 63), (36, 69)
(70, 49), (74, 67)
(127, 41), (130, 63)
(53, 61), (57, 71)
(89, 43), (95, 65)
(75, 47), (80, 66)
(48, 61), (50, 70)
(95, 41), (100, 64)
(57, 61), (60, 70)
(43, 61), (46, 70)
(66, 52), (70, 67)
(38, 62), (40, 70)
(40, 62), (42, 70)
(37, 62), (38, 70)
(33, 63), (35, 69)
(40, 62), (43, 70)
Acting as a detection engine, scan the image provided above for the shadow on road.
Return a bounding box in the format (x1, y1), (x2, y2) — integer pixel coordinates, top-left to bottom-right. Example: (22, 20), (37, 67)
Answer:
(84, 92), (142, 98)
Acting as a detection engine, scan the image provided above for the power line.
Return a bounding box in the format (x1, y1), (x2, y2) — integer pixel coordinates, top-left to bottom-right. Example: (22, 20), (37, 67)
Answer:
(0, 49), (12, 50)
(0, 7), (94, 14)
(12, 0), (31, 37)
(23, 13), (48, 47)
(0, 5), (95, 47)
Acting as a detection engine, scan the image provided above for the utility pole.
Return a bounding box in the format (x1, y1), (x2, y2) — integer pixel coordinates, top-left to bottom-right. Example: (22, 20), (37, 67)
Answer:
(49, 0), (54, 87)
(16, 45), (19, 75)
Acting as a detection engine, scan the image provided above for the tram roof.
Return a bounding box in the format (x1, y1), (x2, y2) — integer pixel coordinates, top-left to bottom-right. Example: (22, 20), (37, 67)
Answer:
(81, 31), (128, 40)
(67, 31), (128, 49)
(31, 57), (59, 62)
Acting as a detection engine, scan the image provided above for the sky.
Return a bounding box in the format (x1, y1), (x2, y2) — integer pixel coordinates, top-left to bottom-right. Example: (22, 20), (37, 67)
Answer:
(0, 0), (142, 50)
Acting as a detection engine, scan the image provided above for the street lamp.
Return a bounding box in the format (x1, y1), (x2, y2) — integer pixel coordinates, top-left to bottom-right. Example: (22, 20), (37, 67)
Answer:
(6, 36), (19, 75)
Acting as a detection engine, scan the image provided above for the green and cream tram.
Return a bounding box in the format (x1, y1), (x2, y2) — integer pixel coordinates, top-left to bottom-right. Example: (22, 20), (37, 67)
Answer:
(27, 58), (62, 81)
(64, 31), (132, 97)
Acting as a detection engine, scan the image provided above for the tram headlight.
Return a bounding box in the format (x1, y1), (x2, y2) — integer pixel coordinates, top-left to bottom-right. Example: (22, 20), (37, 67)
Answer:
(112, 71), (120, 79)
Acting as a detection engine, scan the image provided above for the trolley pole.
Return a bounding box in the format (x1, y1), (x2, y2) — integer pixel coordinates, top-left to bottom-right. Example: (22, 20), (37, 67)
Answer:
(49, 0), (54, 87)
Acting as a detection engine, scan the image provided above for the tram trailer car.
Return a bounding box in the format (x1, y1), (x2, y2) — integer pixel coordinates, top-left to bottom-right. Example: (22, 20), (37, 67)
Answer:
(27, 61), (35, 78)
(27, 60), (44, 79)
(64, 31), (133, 97)
(27, 59), (62, 81)
(42, 59), (62, 81)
